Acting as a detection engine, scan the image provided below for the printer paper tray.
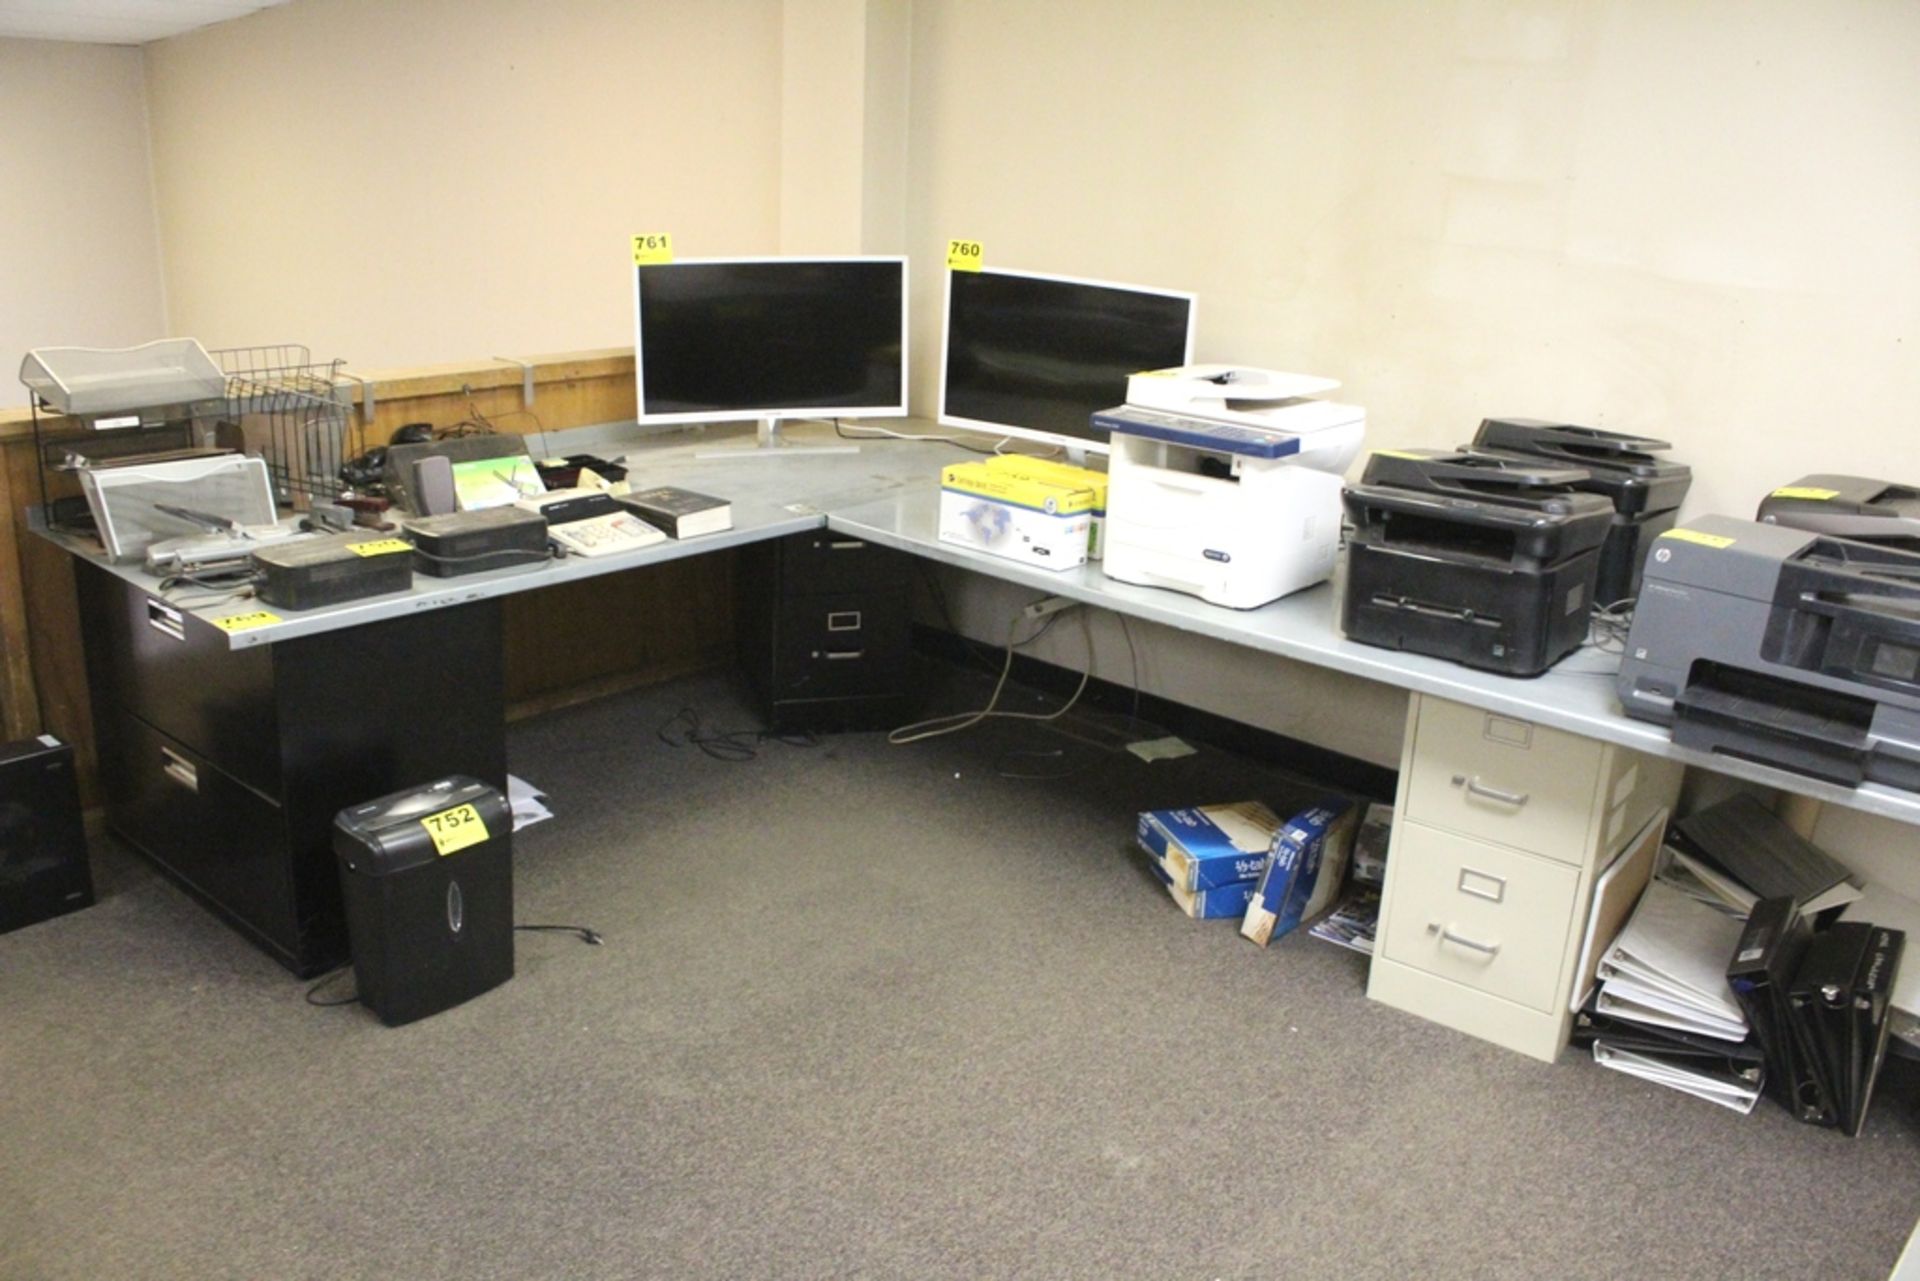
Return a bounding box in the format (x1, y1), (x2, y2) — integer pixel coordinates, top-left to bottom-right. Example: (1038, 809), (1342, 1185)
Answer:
(1673, 669), (1871, 787)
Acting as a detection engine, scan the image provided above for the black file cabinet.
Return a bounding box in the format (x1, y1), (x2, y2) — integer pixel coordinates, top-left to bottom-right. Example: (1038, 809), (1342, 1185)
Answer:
(75, 561), (506, 977)
(737, 531), (917, 732)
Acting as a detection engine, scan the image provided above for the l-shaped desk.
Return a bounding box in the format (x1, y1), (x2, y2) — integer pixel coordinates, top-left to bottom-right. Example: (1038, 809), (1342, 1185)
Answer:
(40, 421), (1920, 1056)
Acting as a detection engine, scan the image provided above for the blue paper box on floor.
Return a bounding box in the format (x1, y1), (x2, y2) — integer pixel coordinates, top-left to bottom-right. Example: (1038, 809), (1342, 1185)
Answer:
(1136, 801), (1283, 892)
(1144, 856), (1262, 919)
(1241, 798), (1359, 947)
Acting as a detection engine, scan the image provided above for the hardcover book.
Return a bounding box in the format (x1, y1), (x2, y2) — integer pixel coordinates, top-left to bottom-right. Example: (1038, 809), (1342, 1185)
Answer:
(618, 486), (732, 538)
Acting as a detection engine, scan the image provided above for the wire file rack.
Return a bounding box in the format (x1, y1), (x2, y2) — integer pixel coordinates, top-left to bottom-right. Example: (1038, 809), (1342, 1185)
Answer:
(214, 344), (360, 506)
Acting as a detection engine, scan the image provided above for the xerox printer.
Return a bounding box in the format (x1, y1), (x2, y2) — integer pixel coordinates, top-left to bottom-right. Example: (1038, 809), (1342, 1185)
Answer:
(1757, 475), (1920, 554)
(1340, 449), (1614, 676)
(1468, 418), (1692, 603)
(1616, 515), (1920, 791)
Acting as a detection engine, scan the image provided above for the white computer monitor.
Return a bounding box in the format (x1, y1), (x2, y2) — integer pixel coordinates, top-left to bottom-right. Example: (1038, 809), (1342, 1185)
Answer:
(632, 256), (908, 447)
(938, 266), (1196, 457)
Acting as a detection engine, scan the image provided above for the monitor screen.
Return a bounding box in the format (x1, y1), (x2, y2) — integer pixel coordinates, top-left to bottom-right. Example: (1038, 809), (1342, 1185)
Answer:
(633, 257), (908, 422)
(939, 268), (1196, 453)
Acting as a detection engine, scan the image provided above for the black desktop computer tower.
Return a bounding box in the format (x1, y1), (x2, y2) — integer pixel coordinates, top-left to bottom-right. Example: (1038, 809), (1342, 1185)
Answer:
(0, 735), (94, 935)
(333, 776), (514, 1026)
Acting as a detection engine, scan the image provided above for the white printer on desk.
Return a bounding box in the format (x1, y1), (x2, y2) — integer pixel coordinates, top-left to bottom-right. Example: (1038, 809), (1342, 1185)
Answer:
(1095, 365), (1364, 610)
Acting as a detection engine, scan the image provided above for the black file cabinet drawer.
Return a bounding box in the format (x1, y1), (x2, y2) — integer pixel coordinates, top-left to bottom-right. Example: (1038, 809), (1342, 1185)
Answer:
(777, 532), (915, 596)
(739, 531), (918, 731)
(76, 574), (282, 796)
(770, 594), (912, 700)
(102, 711), (309, 964)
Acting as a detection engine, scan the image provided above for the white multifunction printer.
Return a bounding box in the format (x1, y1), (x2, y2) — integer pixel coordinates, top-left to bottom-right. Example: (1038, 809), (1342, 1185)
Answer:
(1093, 366), (1365, 609)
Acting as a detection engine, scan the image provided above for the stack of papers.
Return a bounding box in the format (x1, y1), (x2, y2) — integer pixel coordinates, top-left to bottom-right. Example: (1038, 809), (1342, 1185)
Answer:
(1308, 891), (1380, 955)
(507, 774), (553, 831)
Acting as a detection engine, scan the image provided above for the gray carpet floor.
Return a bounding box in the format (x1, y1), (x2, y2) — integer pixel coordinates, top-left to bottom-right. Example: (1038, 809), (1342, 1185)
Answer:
(3, 670), (1918, 1281)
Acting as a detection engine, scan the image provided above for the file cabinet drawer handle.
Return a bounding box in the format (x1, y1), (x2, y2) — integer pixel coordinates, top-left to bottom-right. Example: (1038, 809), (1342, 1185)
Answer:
(147, 599), (186, 642)
(1428, 922), (1499, 956)
(819, 649), (865, 661)
(160, 746), (199, 793)
(1452, 775), (1529, 808)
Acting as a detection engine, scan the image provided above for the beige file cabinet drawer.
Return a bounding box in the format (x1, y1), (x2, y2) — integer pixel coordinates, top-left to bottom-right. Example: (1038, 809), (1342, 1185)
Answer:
(1377, 820), (1580, 1014)
(1401, 696), (1604, 864)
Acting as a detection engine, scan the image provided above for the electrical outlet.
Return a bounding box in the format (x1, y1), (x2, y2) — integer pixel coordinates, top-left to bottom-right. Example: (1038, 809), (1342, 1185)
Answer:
(1023, 595), (1080, 621)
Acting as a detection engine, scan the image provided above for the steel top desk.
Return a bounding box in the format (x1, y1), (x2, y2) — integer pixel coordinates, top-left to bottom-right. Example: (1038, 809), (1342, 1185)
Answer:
(40, 421), (1920, 976)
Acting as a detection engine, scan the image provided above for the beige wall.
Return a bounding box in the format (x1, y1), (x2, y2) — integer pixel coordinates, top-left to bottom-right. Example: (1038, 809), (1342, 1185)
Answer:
(142, 0), (786, 367)
(0, 39), (167, 409)
(907, 0), (1920, 773)
(905, 1), (1919, 521)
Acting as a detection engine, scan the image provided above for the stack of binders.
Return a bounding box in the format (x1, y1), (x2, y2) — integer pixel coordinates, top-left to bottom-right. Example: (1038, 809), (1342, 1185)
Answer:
(1728, 898), (1907, 1135)
(1584, 877), (1763, 1113)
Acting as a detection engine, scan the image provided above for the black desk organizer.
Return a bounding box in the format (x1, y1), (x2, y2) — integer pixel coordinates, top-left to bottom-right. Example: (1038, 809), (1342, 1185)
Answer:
(75, 562), (506, 976)
(737, 531), (916, 732)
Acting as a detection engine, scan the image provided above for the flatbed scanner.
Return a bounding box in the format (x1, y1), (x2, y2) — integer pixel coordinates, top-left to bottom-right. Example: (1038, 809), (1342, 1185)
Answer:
(1617, 514), (1920, 791)
(1340, 449), (1613, 676)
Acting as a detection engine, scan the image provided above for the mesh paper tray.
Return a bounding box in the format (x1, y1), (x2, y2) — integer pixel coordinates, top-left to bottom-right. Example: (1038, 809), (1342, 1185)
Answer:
(20, 340), (226, 417)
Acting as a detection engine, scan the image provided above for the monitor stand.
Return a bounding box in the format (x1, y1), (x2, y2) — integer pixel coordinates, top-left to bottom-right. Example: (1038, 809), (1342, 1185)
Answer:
(693, 416), (859, 459)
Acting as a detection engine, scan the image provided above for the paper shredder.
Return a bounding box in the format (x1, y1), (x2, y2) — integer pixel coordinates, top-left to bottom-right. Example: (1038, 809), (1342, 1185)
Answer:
(333, 776), (514, 1026)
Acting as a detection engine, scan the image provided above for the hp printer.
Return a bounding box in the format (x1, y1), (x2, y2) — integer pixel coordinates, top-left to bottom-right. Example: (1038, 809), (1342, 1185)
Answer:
(1617, 514), (1920, 791)
(1340, 448), (1614, 675)
(1092, 366), (1364, 610)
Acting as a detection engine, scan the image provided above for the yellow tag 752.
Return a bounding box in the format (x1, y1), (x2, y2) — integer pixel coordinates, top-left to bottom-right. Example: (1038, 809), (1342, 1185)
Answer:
(420, 802), (489, 856)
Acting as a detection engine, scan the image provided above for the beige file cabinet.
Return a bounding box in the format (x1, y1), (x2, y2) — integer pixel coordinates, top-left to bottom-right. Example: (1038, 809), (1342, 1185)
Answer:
(1368, 694), (1683, 1062)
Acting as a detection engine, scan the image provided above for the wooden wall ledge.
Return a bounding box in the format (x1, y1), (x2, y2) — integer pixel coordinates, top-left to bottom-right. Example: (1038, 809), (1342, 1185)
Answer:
(0, 347), (638, 442)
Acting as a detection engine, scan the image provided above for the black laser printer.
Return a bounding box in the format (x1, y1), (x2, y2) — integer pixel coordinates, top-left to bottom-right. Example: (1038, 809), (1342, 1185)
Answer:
(1467, 418), (1692, 604)
(1616, 514), (1920, 791)
(1340, 448), (1614, 676)
(1757, 475), (1920, 554)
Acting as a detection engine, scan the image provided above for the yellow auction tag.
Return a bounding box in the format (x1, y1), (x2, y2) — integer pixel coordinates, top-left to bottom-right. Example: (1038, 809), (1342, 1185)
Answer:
(1661, 528), (1736, 549)
(946, 238), (984, 272)
(631, 232), (674, 265)
(1770, 486), (1840, 501)
(211, 610), (281, 633)
(1373, 449), (1426, 460)
(347, 538), (412, 557)
(420, 802), (489, 856)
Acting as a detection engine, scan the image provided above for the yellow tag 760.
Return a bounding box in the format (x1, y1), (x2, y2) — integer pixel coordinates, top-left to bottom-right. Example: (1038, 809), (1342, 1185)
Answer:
(946, 239), (984, 271)
(347, 538), (412, 557)
(420, 802), (489, 856)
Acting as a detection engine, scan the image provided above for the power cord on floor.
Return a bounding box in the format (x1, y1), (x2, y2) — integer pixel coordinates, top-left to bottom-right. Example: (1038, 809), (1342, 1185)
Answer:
(656, 706), (820, 761)
(515, 923), (604, 945)
(304, 966), (358, 1007)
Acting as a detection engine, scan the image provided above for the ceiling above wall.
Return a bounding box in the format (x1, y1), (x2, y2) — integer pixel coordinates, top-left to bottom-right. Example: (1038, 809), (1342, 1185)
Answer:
(0, 0), (292, 44)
